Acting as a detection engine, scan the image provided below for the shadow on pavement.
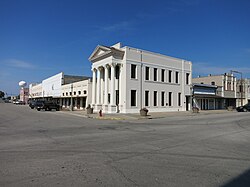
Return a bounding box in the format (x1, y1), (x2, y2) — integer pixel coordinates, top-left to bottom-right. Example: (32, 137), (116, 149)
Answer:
(221, 168), (250, 187)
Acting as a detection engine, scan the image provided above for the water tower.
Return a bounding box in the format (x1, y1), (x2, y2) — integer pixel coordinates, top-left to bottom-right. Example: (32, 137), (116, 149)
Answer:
(19, 81), (27, 103)
(19, 81), (27, 88)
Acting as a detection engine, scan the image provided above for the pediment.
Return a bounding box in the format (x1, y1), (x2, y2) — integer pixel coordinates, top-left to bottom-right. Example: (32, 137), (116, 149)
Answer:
(88, 45), (112, 62)
(89, 45), (125, 63)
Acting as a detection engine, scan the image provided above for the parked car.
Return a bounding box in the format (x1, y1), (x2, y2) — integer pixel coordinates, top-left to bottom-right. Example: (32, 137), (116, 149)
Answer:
(236, 103), (250, 112)
(29, 100), (38, 109)
(14, 100), (25, 105)
(4, 99), (11, 103)
(35, 101), (60, 111)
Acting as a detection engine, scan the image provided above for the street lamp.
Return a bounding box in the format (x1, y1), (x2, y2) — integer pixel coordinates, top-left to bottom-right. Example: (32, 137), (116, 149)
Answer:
(231, 70), (243, 106)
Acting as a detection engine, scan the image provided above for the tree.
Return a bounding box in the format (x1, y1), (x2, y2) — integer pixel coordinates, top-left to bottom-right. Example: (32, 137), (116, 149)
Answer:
(0, 91), (5, 98)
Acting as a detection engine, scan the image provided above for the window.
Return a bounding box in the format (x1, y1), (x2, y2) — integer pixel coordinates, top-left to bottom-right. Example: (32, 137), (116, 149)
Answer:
(161, 92), (165, 106)
(239, 85), (243, 92)
(175, 72), (179, 84)
(178, 93), (181, 106)
(169, 70), (172, 83)
(186, 73), (190, 85)
(145, 90), (149, 107)
(108, 93), (110, 104)
(169, 92), (172, 106)
(154, 68), (157, 81)
(74, 91), (76, 95)
(211, 81), (215, 85)
(131, 90), (136, 106)
(131, 64), (136, 79)
(84, 90), (87, 94)
(161, 69), (165, 82)
(63, 93), (64, 96)
(78, 91), (81, 95)
(66, 92), (68, 96)
(145, 66), (149, 80)
(154, 91), (157, 106)
(70, 92), (72, 96)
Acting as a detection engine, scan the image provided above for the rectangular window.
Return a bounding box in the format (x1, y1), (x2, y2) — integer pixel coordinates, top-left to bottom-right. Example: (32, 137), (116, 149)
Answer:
(186, 73), (190, 85)
(145, 90), (149, 107)
(154, 68), (157, 81)
(161, 69), (165, 82)
(178, 93), (181, 106)
(131, 90), (136, 106)
(169, 92), (172, 106)
(131, 64), (136, 79)
(239, 85), (243, 92)
(169, 70), (172, 83)
(145, 66), (149, 80)
(154, 91), (157, 106)
(108, 93), (110, 104)
(161, 92), (165, 106)
(175, 72), (179, 84)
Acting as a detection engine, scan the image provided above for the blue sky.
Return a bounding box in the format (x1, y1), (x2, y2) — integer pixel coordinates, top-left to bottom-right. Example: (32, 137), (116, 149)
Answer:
(0, 0), (250, 95)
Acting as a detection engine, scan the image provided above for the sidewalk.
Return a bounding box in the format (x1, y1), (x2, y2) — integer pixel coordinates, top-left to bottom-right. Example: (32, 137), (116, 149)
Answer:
(59, 109), (236, 120)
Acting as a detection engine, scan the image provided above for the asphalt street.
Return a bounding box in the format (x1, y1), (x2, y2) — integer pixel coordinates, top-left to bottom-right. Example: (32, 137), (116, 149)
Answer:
(0, 103), (250, 187)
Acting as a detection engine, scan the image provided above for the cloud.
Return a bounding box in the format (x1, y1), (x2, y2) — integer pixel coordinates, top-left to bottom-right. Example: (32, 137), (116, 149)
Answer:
(4, 59), (35, 69)
(193, 62), (250, 77)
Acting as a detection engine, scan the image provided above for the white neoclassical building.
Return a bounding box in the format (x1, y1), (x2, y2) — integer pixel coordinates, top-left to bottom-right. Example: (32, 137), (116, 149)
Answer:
(89, 43), (192, 113)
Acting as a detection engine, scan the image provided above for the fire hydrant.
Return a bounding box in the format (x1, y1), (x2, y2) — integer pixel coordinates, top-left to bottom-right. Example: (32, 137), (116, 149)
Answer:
(99, 110), (102, 117)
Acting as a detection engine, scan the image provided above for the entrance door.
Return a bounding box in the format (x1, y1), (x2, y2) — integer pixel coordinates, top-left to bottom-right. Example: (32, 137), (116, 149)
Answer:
(116, 90), (119, 113)
(186, 96), (190, 111)
(77, 98), (80, 109)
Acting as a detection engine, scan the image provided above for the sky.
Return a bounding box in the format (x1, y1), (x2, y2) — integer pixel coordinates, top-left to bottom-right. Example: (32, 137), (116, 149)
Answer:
(0, 0), (250, 95)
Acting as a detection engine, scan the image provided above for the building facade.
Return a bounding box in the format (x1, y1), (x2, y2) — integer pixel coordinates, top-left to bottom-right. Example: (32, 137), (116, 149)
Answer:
(192, 83), (222, 110)
(20, 88), (29, 104)
(29, 83), (42, 99)
(193, 73), (238, 109)
(236, 78), (250, 107)
(61, 79), (92, 110)
(29, 72), (91, 110)
(89, 43), (192, 113)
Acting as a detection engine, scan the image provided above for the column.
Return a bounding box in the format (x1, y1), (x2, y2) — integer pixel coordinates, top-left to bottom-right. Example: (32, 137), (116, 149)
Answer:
(234, 77), (237, 98)
(118, 64), (122, 106)
(225, 75), (228, 90)
(91, 68), (96, 105)
(110, 63), (115, 105)
(100, 67), (104, 104)
(104, 65), (109, 105)
(96, 68), (101, 104)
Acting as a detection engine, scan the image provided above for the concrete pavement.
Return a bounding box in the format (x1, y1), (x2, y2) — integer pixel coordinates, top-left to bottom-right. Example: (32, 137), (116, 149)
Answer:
(59, 108), (237, 120)
(1, 103), (250, 187)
